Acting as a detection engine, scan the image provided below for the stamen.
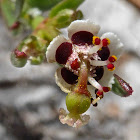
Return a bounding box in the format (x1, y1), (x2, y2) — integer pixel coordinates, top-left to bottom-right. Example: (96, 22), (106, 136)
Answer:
(107, 63), (115, 71)
(109, 55), (117, 63)
(88, 45), (102, 54)
(91, 98), (98, 107)
(96, 90), (103, 97)
(102, 38), (110, 47)
(90, 60), (108, 66)
(88, 76), (103, 91)
(91, 86), (110, 106)
(92, 36), (101, 45)
(103, 87), (111, 92)
(91, 97), (100, 105)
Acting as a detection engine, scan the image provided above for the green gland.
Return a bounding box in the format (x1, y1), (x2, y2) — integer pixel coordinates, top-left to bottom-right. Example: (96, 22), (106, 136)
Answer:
(66, 92), (91, 114)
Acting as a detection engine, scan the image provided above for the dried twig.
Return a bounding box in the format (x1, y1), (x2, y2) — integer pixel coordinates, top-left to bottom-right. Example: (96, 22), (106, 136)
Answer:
(129, 0), (140, 8)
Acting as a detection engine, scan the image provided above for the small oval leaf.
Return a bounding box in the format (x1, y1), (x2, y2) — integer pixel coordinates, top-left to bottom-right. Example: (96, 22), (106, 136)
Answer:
(112, 74), (133, 97)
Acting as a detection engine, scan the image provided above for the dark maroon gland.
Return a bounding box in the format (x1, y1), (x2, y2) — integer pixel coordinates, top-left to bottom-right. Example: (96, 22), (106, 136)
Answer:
(61, 68), (78, 85)
(55, 42), (72, 64)
(94, 66), (104, 81)
(71, 31), (93, 45)
(113, 74), (133, 97)
(97, 46), (110, 61)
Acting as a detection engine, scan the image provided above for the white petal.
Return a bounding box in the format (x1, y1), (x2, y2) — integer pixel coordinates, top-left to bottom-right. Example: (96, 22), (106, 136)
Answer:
(101, 32), (124, 59)
(99, 67), (114, 87)
(87, 85), (96, 98)
(55, 68), (75, 93)
(68, 20), (100, 39)
(46, 35), (68, 63)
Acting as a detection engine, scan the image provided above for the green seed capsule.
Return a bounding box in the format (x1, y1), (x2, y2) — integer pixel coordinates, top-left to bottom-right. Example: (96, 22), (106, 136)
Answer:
(66, 92), (91, 114)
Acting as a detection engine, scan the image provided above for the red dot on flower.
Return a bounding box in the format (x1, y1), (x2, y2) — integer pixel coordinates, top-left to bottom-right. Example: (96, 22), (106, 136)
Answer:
(103, 87), (111, 92)
(102, 38), (109, 46)
(109, 55), (117, 63)
(107, 63), (115, 71)
(71, 59), (80, 70)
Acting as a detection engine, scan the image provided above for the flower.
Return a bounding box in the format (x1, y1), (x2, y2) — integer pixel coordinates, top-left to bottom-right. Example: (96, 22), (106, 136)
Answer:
(46, 20), (124, 127)
(59, 108), (90, 129)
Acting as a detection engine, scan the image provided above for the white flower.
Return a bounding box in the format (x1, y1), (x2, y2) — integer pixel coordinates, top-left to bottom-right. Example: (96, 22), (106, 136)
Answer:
(46, 20), (124, 127)
(46, 20), (124, 98)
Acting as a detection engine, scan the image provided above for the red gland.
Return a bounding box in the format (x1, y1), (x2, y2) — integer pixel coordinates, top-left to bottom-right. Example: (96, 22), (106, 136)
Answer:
(107, 63), (115, 70)
(109, 56), (117, 63)
(71, 59), (80, 70)
(14, 49), (27, 58)
(102, 38), (109, 46)
(103, 87), (111, 92)
(95, 38), (101, 45)
(96, 90), (103, 97)
(10, 21), (20, 30)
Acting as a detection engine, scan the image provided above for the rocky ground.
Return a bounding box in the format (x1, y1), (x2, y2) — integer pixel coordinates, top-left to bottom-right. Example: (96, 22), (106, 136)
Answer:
(0, 0), (140, 140)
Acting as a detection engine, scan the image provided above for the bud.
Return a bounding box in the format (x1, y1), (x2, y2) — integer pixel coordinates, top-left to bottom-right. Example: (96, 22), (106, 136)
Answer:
(74, 10), (83, 20)
(11, 50), (27, 67)
(53, 9), (75, 29)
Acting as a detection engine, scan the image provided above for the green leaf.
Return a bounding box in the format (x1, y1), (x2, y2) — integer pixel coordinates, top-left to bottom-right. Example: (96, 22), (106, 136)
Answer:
(15, 0), (25, 19)
(0, 0), (16, 26)
(49, 0), (85, 18)
(52, 9), (74, 28)
(30, 55), (45, 65)
(111, 74), (133, 97)
(26, 0), (63, 11)
(31, 16), (44, 29)
(75, 10), (83, 20)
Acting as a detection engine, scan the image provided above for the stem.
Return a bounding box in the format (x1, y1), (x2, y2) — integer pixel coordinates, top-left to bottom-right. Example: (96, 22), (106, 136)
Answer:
(74, 61), (91, 97)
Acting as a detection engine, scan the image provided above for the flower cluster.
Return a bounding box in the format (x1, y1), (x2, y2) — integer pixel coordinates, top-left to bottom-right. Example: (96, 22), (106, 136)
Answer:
(46, 20), (131, 128)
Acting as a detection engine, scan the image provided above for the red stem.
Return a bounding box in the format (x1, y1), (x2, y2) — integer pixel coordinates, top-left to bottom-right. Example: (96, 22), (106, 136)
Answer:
(74, 61), (91, 97)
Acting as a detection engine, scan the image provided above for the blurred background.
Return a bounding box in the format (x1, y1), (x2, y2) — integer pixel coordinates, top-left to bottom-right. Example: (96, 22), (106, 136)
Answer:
(0, 0), (140, 139)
